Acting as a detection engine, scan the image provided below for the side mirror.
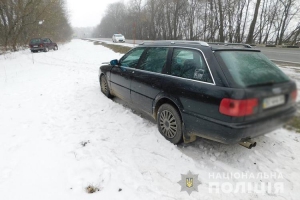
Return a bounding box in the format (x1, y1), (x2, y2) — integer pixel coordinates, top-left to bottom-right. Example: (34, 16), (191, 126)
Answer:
(110, 59), (119, 66)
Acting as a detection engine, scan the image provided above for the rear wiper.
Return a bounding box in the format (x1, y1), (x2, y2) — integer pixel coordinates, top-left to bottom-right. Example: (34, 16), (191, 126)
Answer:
(246, 81), (274, 88)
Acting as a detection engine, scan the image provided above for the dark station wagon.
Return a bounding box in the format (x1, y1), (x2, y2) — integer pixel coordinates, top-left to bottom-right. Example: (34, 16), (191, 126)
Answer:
(29, 38), (58, 53)
(98, 41), (297, 148)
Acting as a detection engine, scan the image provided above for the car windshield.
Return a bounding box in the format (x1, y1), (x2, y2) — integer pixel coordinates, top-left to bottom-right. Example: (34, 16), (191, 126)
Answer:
(216, 51), (290, 88)
(30, 39), (41, 44)
(115, 34), (123, 37)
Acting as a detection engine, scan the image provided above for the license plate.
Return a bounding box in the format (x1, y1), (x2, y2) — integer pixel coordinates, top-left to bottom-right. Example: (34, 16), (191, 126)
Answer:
(33, 45), (38, 47)
(263, 95), (285, 109)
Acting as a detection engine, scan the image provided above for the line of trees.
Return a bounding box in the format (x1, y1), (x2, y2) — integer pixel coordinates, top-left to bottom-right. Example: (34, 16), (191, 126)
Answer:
(0, 0), (72, 51)
(93, 0), (300, 45)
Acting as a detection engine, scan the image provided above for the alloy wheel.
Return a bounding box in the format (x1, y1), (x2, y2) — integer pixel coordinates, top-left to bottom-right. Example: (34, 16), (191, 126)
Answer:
(159, 110), (177, 138)
(101, 76), (108, 95)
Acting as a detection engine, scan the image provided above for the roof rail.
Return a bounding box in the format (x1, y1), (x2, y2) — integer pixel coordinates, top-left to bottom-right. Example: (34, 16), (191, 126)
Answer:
(139, 40), (209, 47)
(208, 42), (252, 48)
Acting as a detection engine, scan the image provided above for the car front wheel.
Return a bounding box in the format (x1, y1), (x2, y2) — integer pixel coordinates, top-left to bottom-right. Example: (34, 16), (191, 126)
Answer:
(157, 104), (183, 144)
(100, 75), (112, 98)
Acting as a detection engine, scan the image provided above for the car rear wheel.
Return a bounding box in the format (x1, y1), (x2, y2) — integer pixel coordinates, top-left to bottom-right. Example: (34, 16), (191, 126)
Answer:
(157, 104), (183, 144)
(44, 47), (49, 52)
(100, 75), (112, 98)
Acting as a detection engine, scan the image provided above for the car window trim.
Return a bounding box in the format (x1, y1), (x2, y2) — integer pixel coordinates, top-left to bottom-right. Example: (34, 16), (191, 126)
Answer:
(130, 67), (216, 86)
(168, 46), (216, 85)
(121, 45), (216, 85)
(128, 45), (215, 85)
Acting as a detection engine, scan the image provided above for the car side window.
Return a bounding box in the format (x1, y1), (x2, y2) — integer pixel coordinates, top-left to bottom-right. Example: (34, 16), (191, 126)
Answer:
(171, 48), (213, 83)
(119, 47), (146, 68)
(139, 47), (168, 73)
(43, 39), (50, 43)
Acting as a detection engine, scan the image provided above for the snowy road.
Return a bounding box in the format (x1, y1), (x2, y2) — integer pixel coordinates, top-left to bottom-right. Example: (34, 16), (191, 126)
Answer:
(0, 40), (300, 200)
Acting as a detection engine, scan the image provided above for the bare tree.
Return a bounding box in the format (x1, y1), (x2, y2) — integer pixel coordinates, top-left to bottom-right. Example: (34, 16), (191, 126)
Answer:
(0, 0), (72, 51)
(93, 0), (299, 45)
(246, 0), (261, 44)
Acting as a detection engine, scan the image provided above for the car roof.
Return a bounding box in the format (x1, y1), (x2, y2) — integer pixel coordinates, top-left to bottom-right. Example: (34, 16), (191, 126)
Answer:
(138, 40), (260, 52)
(139, 40), (209, 47)
(30, 38), (50, 40)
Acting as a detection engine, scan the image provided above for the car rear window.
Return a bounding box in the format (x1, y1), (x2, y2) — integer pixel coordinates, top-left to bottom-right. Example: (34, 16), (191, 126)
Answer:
(216, 51), (290, 87)
(30, 39), (41, 44)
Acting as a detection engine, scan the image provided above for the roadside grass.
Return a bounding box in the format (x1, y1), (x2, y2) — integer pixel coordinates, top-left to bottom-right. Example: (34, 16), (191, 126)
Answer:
(93, 41), (132, 54)
(285, 116), (300, 133)
(274, 61), (300, 67)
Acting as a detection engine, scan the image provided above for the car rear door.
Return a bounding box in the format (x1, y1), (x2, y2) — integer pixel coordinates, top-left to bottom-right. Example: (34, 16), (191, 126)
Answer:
(110, 47), (146, 102)
(130, 47), (169, 113)
(162, 47), (221, 122)
(42, 38), (48, 48)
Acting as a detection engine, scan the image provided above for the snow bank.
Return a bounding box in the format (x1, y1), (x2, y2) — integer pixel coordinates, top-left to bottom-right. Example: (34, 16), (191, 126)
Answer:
(0, 39), (299, 200)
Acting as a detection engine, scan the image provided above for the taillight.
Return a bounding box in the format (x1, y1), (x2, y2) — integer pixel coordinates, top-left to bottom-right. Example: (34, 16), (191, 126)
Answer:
(219, 98), (258, 117)
(291, 90), (297, 102)
(39, 44), (43, 47)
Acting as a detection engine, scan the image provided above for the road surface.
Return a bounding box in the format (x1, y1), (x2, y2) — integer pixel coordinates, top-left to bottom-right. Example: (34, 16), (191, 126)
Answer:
(93, 38), (300, 64)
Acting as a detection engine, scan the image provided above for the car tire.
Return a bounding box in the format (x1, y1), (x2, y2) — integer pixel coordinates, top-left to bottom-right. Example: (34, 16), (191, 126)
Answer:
(54, 45), (58, 51)
(157, 104), (183, 144)
(100, 75), (112, 98)
(44, 47), (49, 52)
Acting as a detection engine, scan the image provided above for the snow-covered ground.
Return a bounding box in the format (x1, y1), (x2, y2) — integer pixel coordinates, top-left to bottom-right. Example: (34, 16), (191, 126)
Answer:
(0, 39), (299, 200)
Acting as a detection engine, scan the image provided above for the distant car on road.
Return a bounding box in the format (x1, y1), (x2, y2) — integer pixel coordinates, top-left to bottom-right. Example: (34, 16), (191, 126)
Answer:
(99, 41), (297, 148)
(112, 34), (125, 43)
(29, 38), (58, 53)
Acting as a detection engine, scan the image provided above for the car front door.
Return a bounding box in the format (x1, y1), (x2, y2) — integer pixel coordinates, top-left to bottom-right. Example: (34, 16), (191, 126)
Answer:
(110, 47), (146, 102)
(130, 47), (169, 113)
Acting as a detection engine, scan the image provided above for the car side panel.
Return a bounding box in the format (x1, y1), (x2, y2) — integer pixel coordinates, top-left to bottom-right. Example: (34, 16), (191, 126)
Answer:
(110, 66), (132, 102)
(131, 69), (165, 113)
(160, 75), (247, 140)
(164, 79), (237, 120)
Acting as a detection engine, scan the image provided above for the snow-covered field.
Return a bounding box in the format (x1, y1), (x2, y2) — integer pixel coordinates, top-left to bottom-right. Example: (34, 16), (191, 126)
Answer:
(0, 39), (299, 200)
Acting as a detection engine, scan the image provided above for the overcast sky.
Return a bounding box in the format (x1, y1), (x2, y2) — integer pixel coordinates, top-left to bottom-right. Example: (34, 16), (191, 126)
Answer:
(65, 0), (123, 28)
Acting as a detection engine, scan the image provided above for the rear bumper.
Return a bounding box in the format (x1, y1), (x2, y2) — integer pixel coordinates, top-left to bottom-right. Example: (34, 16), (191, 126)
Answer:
(182, 106), (296, 144)
(30, 47), (44, 51)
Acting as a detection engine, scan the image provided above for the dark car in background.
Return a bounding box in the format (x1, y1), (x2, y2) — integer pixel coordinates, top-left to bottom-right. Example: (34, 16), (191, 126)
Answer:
(29, 38), (58, 53)
(98, 41), (297, 148)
